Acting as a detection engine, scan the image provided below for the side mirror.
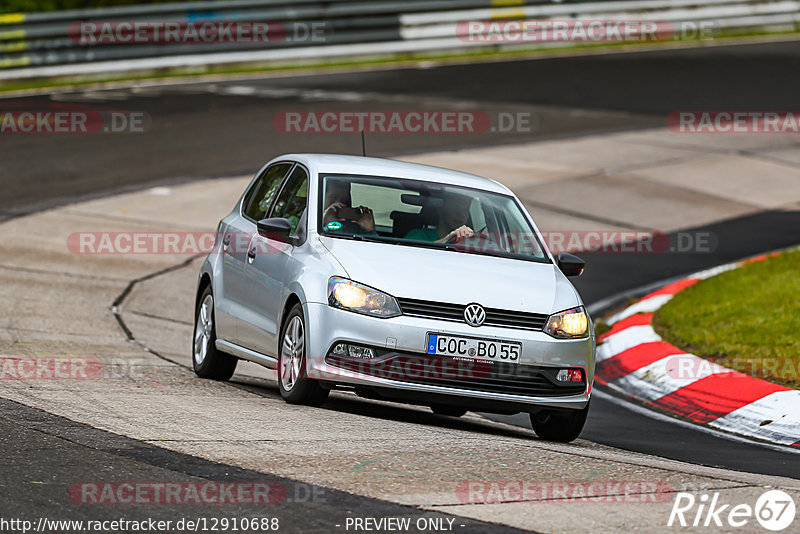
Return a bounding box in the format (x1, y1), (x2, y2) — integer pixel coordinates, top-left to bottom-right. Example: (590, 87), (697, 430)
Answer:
(557, 252), (585, 277)
(257, 217), (293, 243)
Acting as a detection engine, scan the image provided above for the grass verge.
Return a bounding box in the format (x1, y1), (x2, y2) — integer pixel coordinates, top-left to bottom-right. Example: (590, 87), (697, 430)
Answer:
(653, 249), (800, 390)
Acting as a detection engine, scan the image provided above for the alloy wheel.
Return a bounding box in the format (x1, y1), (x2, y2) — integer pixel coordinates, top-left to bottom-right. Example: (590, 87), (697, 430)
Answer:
(193, 294), (214, 366)
(281, 315), (304, 391)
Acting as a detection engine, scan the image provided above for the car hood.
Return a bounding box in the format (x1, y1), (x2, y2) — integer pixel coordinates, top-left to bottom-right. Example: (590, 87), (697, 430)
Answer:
(320, 237), (571, 315)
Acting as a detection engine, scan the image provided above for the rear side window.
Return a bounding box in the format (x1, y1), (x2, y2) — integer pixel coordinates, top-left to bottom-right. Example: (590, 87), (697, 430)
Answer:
(243, 163), (293, 221)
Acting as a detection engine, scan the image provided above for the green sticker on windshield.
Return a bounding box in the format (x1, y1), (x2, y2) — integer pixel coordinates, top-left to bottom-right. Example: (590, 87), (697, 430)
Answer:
(326, 221), (343, 230)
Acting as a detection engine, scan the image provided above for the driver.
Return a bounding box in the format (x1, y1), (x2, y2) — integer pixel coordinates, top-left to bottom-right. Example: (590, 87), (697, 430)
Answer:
(405, 194), (474, 243)
(322, 179), (375, 233)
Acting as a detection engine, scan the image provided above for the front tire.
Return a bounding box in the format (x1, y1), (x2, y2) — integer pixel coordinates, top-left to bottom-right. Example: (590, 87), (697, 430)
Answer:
(530, 402), (590, 443)
(193, 286), (237, 380)
(277, 303), (329, 406)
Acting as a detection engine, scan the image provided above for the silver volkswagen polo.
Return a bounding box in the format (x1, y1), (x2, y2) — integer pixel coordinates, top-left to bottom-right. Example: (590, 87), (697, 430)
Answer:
(194, 154), (595, 442)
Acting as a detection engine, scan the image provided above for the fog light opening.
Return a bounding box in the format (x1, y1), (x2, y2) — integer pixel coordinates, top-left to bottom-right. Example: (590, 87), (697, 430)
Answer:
(556, 369), (583, 383)
(331, 343), (376, 360)
(348, 345), (376, 359)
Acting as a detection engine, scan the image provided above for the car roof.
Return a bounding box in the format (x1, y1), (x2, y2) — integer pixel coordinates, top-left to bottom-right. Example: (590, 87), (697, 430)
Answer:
(277, 153), (513, 195)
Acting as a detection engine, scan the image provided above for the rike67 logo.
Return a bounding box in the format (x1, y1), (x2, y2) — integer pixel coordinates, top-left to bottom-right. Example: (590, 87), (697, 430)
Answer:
(668, 490), (796, 531)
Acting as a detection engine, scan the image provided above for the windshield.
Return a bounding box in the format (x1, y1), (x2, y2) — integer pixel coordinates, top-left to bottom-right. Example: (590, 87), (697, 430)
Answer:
(318, 174), (549, 263)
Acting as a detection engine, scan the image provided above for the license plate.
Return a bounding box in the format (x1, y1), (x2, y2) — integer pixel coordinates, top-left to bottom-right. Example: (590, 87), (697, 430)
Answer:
(426, 333), (521, 364)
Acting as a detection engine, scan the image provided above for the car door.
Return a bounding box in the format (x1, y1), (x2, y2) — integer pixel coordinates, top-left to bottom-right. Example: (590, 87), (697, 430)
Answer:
(238, 164), (309, 356)
(219, 161), (293, 344)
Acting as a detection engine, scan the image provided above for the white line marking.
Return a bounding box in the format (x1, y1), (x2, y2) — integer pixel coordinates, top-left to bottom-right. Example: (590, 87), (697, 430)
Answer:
(690, 262), (741, 280)
(611, 353), (724, 401)
(597, 324), (661, 361)
(606, 293), (674, 325)
(709, 391), (800, 446)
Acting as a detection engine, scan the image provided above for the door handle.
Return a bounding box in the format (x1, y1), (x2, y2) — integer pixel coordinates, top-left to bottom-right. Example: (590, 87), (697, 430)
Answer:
(247, 246), (257, 263)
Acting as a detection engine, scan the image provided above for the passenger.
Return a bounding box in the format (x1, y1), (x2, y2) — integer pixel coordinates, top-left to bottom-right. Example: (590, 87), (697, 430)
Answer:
(405, 194), (474, 243)
(322, 179), (375, 233)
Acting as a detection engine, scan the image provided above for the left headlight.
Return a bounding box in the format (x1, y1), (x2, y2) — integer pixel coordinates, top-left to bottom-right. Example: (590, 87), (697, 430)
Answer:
(328, 277), (401, 318)
(544, 306), (589, 339)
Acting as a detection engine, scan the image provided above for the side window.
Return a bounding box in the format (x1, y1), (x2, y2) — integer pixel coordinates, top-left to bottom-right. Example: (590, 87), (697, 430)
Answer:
(271, 165), (309, 237)
(243, 163), (293, 221)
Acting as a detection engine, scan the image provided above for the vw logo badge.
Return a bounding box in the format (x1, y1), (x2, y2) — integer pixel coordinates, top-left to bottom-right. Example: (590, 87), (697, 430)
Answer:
(464, 303), (486, 327)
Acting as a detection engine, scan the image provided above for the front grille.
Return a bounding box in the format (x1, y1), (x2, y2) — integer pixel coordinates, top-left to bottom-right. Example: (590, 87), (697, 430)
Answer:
(396, 297), (548, 331)
(326, 353), (585, 397)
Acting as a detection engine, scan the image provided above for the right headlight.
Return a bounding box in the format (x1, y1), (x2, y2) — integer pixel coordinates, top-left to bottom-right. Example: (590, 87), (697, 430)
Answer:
(544, 306), (589, 339)
(327, 277), (401, 318)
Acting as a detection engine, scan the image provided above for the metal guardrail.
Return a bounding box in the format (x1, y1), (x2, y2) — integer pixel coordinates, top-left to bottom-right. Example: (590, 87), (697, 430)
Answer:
(0, 0), (797, 79)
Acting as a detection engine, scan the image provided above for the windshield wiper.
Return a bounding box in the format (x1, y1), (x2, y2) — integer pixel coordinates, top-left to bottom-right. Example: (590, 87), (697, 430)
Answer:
(450, 245), (548, 263)
(394, 238), (457, 251)
(326, 232), (460, 252)
(368, 235), (458, 250)
(350, 234), (388, 243)
(326, 232), (394, 244)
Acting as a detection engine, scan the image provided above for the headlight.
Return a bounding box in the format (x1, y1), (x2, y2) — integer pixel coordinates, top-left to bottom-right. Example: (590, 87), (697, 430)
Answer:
(328, 277), (401, 318)
(544, 306), (589, 339)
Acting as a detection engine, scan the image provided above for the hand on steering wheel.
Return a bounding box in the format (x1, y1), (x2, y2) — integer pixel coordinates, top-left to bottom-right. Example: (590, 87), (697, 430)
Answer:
(445, 225), (474, 243)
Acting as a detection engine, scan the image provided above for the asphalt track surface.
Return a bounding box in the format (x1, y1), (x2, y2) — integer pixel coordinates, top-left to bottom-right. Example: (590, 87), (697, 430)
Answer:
(5, 39), (800, 219)
(254, 40), (800, 114)
(0, 398), (527, 534)
(2, 39), (800, 524)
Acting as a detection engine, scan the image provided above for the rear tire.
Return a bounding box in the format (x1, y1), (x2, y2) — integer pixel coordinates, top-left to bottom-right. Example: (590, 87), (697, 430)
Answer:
(193, 286), (237, 380)
(277, 303), (329, 406)
(430, 405), (468, 417)
(530, 402), (590, 443)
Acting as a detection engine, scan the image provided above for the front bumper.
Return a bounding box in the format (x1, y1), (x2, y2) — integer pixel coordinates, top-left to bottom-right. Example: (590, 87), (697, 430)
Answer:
(304, 302), (595, 411)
